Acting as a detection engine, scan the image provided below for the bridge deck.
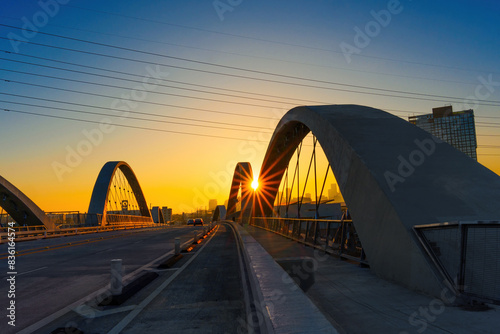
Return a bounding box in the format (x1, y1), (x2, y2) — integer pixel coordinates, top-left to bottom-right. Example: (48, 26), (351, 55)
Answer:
(3, 224), (499, 333)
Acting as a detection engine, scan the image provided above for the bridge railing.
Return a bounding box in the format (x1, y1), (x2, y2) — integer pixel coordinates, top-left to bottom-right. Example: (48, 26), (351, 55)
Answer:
(414, 221), (500, 304)
(105, 214), (153, 225)
(44, 213), (153, 227)
(46, 213), (102, 228)
(251, 217), (366, 264)
(0, 222), (165, 243)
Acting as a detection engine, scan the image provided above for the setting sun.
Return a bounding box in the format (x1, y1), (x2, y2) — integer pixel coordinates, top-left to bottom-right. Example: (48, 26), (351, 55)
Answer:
(251, 179), (259, 190)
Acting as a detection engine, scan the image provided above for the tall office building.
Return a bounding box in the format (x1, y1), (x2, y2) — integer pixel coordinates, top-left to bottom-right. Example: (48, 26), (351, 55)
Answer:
(161, 206), (172, 222)
(208, 199), (218, 211)
(409, 106), (477, 160)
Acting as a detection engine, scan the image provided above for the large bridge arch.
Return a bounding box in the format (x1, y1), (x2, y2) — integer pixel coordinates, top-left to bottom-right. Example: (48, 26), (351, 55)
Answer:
(227, 162), (254, 223)
(88, 161), (152, 225)
(0, 175), (51, 228)
(255, 105), (500, 299)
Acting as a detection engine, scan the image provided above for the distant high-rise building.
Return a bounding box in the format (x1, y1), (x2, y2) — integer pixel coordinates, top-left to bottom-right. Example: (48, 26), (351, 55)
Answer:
(209, 199), (217, 211)
(328, 184), (339, 201)
(161, 206), (172, 222)
(409, 106), (477, 160)
(303, 193), (312, 203)
(151, 206), (162, 224)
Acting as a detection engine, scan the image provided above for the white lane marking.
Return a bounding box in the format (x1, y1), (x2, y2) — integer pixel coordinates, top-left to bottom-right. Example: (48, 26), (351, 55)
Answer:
(107, 226), (219, 334)
(73, 304), (137, 319)
(17, 234), (195, 334)
(16, 266), (48, 276)
(145, 268), (179, 272)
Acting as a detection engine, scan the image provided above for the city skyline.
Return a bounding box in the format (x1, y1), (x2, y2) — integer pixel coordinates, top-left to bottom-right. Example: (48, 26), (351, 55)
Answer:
(1, 0), (500, 213)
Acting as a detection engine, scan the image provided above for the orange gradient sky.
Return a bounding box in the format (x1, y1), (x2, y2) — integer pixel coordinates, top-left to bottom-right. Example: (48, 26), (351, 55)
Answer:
(1, 0), (499, 214)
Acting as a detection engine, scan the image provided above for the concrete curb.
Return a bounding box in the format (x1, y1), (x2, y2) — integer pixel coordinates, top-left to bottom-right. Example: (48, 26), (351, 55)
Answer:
(234, 223), (339, 334)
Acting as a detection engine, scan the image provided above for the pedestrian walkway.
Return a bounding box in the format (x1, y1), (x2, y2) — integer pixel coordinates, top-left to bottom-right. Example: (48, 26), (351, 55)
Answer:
(236, 223), (338, 334)
(243, 224), (500, 334)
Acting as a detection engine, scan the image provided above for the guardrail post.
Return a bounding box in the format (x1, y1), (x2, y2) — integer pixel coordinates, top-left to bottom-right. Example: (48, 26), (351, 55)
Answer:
(325, 222), (331, 252)
(313, 221), (318, 245)
(339, 221), (345, 257)
(44, 231), (47, 238)
(193, 231), (198, 243)
(110, 259), (123, 296)
(175, 237), (181, 255)
(304, 221), (310, 242)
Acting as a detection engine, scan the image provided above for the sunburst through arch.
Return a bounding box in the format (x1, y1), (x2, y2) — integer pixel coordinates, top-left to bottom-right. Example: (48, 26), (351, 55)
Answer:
(226, 162), (254, 224)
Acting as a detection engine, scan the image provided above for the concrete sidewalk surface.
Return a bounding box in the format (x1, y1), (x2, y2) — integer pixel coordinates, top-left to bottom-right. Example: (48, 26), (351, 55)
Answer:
(243, 224), (499, 334)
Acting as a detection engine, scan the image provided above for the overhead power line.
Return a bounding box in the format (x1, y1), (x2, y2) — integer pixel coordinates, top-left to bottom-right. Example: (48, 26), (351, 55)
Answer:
(0, 100), (273, 134)
(10, 54), (500, 118)
(0, 92), (272, 129)
(0, 16), (479, 87)
(1, 55), (328, 106)
(1, 79), (273, 120)
(0, 68), (290, 109)
(60, 6), (498, 75)
(2, 106), (497, 149)
(0, 107), (270, 142)
(1, 26), (499, 106)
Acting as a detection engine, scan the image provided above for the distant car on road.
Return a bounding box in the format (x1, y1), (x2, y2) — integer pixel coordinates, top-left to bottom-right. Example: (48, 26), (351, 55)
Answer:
(194, 218), (204, 226)
(187, 219), (194, 225)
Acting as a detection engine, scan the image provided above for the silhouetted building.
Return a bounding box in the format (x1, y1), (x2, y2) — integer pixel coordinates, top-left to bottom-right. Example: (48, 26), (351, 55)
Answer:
(409, 106), (477, 160)
(208, 199), (217, 211)
(151, 206), (163, 224)
(161, 206), (172, 222)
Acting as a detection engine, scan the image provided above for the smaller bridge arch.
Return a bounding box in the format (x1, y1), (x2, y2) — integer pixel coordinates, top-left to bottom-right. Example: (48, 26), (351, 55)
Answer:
(88, 161), (152, 225)
(227, 162), (254, 223)
(212, 205), (227, 222)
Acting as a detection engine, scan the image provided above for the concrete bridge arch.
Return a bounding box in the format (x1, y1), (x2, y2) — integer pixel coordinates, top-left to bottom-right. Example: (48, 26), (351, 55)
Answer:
(254, 105), (500, 299)
(0, 175), (51, 228)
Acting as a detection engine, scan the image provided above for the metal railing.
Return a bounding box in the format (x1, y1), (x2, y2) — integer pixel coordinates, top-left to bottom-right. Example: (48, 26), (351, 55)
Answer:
(414, 221), (500, 304)
(1, 211), (154, 229)
(105, 214), (153, 224)
(46, 213), (102, 228)
(251, 217), (366, 265)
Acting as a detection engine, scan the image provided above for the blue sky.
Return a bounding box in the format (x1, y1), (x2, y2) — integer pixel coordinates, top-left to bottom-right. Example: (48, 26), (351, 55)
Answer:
(1, 0), (499, 212)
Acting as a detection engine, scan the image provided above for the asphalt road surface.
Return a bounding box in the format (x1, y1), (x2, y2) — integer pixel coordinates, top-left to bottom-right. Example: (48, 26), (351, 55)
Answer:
(0, 226), (213, 334)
